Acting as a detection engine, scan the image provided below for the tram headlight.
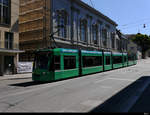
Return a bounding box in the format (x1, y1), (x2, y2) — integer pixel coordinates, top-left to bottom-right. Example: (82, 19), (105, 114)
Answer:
(43, 72), (46, 75)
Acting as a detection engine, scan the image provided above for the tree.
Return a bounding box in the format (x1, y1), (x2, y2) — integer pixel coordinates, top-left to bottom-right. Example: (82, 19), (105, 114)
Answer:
(132, 33), (150, 59)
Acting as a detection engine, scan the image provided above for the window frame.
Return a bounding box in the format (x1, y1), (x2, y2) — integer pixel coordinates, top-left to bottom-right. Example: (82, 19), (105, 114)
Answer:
(5, 32), (13, 49)
(64, 56), (77, 70)
(82, 56), (103, 68)
(102, 28), (107, 47)
(105, 56), (111, 65)
(113, 56), (122, 64)
(57, 10), (68, 39)
(80, 19), (87, 43)
(92, 24), (98, 45)
(54, 55), (61, 71)
(0, 0), (11, 26)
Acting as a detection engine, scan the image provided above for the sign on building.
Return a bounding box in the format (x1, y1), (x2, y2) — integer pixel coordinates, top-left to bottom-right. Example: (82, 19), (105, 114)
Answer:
(17, 62), (33, 74)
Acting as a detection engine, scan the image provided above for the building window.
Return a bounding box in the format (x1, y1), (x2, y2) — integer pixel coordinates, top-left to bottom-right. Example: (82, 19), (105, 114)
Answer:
(123, 40), (126, 51)
(57, 10), (68, 38)
(125, 40), (128, 50)
(116, 39), (121, 50)
(80, 19), (87, 42)
(5, 32), (13, 49)
(102, 28), (107, 47)
(92, 24), (98, 45)
(111, 32), (115, 49)
(0, 0), (11, 25)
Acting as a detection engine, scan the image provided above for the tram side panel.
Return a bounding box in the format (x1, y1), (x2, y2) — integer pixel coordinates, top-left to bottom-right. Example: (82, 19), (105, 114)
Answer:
(112, 53), (123, 69)
(103, 52), (113, 71)
(53, 49), (79, 81)
(123, 53), (128, 67)
(81, 50), (103, 75)
(128, 55), (134, 66)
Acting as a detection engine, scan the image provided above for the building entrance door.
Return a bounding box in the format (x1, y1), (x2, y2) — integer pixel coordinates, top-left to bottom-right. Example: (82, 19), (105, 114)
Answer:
(4, 56), (14, 75)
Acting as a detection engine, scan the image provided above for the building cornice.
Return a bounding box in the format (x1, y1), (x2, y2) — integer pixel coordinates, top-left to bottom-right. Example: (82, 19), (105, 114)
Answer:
(73, 0), (118, 26)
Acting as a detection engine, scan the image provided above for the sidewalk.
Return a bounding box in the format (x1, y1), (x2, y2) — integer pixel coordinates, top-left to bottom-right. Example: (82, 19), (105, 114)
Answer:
(0, 73), (32, 81)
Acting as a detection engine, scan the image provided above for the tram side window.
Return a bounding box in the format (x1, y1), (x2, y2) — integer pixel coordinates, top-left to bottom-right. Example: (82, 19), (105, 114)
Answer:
(64, 56), (76, 70)
(35, 53), (49, 70)
(124, 56), (127, 62)
(113, 56), (122, 64)
(83, 56), (102, 67)
(54, 56), (61, 70)
(128, 56), (133, 61)
(106, 56), (111, 65)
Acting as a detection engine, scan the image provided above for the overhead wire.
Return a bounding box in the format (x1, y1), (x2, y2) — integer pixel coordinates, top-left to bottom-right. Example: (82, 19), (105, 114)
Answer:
(119, 18), (150, 27)
(89, 0), (95, 8)
(119, 21), (150, 30)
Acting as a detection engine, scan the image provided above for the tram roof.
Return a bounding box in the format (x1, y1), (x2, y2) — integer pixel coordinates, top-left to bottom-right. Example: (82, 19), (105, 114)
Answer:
(81, 50), (102, 55)
(36, 48), (78, 53)
(112, 52), (123, 56)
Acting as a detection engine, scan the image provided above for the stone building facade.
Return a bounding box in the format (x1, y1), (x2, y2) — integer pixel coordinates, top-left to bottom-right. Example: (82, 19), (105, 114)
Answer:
(0, 0), (23, 76)
(19, 0), (128, 62)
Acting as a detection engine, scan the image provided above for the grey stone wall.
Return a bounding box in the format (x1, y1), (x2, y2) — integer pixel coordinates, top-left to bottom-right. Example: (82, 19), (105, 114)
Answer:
(51, 0), (117, 51)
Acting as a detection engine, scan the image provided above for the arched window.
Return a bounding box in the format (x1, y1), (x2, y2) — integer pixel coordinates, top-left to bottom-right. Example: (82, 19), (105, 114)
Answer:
(80, 19), (87, 42)
(111, 32), (115, 49)
(92, 24), (98, 44)
(56, 9), (68, 38)
(102, 28), (107, 47)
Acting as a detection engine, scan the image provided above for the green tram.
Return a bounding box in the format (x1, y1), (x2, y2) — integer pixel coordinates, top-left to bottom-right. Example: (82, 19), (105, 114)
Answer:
(32, 48), (137, 82)
(123, 53), (128, 67)
(103, 52), (112, 71)
(112, 52), (123, 69)
(128, 54), (137, 66)
(81, 50), (103, 75)
(32, 48), (79, 81)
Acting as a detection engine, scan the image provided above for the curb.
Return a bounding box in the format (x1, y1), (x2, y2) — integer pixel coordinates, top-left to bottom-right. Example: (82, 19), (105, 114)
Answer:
(0, 73), (32, 81)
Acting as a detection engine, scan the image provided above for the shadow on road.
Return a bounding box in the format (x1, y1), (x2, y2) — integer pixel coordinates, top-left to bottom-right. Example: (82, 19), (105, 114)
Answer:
(9, 81), (50, 87)
(90, 76), (150, 113)
(5, 77), (31, 81)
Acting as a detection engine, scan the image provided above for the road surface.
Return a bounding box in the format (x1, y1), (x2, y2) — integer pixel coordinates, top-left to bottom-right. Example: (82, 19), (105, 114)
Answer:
(0, 59), (150, 112)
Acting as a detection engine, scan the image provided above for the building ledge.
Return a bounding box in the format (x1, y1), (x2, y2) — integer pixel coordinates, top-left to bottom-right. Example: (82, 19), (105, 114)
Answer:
(19, 17), (43, 24)
(0, 48), (24, 53)
(19, 7), (43, 16)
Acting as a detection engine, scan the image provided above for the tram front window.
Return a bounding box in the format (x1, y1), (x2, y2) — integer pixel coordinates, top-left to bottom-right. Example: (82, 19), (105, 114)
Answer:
(34, 52), (49, 70)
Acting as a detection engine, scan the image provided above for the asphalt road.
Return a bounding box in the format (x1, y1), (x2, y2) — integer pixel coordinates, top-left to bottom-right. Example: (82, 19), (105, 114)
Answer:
(0, 59), (150, 112)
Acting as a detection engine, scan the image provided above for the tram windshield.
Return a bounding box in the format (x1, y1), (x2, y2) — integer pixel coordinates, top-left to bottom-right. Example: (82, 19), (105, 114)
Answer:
(34, 52), (50, 70)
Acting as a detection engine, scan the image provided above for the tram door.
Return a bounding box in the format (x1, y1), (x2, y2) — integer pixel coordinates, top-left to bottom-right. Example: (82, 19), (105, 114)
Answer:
(4, 56), (14, 75)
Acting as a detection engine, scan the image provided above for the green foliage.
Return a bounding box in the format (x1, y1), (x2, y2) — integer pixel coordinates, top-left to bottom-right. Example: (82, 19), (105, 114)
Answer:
(132, 33), (150, 51)
(131, 33), (150, 58)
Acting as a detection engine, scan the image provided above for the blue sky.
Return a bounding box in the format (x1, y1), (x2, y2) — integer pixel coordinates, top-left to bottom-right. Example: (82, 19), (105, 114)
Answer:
(82, 0), (150, 35)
